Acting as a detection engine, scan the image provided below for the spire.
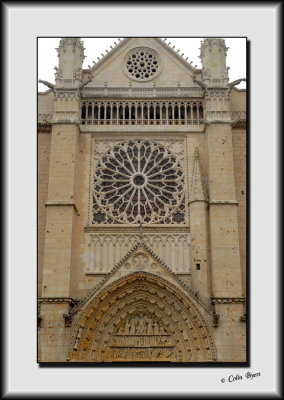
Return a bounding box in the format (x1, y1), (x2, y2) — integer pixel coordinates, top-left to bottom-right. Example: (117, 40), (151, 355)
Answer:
(189, 148), (208, 203)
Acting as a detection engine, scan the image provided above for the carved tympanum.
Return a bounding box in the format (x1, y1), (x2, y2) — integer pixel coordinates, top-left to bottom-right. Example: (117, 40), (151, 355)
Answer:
(68, 273), (216, 362)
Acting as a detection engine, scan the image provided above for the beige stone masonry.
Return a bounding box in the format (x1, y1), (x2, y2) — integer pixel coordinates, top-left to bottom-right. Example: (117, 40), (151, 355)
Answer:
(38, 37), (246, 363)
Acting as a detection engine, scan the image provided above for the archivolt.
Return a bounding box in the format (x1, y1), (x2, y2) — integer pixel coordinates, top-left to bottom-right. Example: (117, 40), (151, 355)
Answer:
(67, 272), (216, 362)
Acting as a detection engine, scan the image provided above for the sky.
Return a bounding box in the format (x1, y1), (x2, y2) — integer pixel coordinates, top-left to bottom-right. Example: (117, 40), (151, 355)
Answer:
(38, 37), (246, 92)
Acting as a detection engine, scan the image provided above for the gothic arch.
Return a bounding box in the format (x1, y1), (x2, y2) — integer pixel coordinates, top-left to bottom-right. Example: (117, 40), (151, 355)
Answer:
(67, 272), (216, 362)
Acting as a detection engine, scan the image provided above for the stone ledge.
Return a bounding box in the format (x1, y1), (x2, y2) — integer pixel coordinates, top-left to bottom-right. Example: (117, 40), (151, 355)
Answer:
(209, 200), (239, 205)
(84, 225), (190, 233)
(85, 272), (108, 277)
(38, 297), (77, 305)
(45, 200), (78, 213)
(211, 297), (246, 305)
(80, 124), (205, 133)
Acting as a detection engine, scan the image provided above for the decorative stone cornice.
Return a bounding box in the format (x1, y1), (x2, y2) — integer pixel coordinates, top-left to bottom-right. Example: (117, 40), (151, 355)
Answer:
(38, 297), (77, 305)
(54, 89), (81, 100)
(81, 86), (204, 99)
(84, 225), (190, 234)
(38, 113), (53, 123)
(189, 148), (208, 204)
(211, 297), (246, 305)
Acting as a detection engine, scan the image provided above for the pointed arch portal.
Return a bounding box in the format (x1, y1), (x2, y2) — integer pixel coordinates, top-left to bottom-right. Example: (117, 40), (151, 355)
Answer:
(68, 273), (216, 362)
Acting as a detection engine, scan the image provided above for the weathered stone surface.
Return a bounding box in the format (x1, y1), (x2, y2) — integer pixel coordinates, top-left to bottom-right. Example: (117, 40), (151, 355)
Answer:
(38, 37), (246, 363)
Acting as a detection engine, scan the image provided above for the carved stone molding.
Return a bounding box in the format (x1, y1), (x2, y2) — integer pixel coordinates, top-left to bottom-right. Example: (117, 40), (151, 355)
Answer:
(54, 90), (80, 100)
(211, 297), (246, 305)
(38, 297), (77, 305)
(84, 225), (190, 234)
(81, 87), (204, 99)
(38, 113), (53, 123)
(67, 272), (216, 362)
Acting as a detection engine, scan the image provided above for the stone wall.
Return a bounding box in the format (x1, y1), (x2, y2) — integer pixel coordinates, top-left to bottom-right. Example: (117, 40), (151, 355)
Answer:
(38, 130), (51, 296)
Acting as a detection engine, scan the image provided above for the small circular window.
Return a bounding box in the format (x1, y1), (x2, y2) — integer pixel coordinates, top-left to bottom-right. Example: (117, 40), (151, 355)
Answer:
(124, 47), (161, 81)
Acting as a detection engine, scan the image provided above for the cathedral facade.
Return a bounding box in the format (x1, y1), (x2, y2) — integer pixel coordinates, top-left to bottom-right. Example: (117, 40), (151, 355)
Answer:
(38, 37), (247, 362)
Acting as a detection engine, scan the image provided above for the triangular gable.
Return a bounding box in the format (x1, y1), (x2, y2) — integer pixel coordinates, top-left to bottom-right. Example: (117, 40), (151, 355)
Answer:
(83, 37), (202, 88)
(71, 240), (213, 318)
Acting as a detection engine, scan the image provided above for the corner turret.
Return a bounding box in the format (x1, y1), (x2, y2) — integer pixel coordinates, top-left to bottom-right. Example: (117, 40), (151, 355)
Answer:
(200, 38), (229, 86)
(55, 37), (85, 86)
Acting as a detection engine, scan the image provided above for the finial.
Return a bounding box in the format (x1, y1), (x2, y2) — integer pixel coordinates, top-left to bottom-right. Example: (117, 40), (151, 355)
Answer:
(101, 53), (104, 57)
(97, 57), (100, 61)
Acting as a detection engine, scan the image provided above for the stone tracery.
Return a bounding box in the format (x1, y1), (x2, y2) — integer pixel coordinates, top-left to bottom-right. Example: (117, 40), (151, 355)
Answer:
(92, 139), (185, 225)
(125, 47), (160, 81)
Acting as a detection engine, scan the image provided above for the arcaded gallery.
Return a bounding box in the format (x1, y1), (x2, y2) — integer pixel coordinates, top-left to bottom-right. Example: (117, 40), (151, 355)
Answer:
(38, 37), (247, 362)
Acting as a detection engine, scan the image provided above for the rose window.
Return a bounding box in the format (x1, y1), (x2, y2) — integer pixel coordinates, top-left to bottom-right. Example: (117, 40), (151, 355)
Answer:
(125, 48), (160, 81)
(93, 140), (185, 224)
